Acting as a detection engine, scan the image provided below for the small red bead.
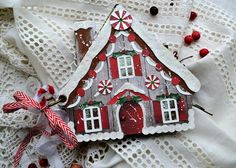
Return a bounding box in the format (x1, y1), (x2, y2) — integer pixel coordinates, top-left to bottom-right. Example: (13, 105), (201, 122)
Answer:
(189, 11), (197, 21)
(128, 33), (136, 42)
(155, 63), (164, 71)
(38, 158), (49, 167)
(192, 31), (201, 41)
(171, 76), (181, 85)
(71, 163), (83, 168)
(28, 163), (37, 168)
(109, 35), (116, 43)
(142, 49), (150, 57)
(98, 52), (106, 61)
(88, 70), (97, 78)
(88, 100), (94, 105)
(126, 95), (132, 101)
(77, 88), (85, 97)
(199, 48), (209, 57)
(184, 35), (193, 45)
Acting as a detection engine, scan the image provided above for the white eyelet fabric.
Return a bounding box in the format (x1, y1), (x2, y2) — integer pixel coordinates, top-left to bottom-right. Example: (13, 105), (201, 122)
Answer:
(1, 0), (236, 167)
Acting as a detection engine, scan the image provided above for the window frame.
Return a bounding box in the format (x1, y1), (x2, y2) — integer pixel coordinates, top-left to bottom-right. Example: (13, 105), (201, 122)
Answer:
(117, 54), (135, 79)
(160, 98), (179, 124)
(83, 106), (102, 133)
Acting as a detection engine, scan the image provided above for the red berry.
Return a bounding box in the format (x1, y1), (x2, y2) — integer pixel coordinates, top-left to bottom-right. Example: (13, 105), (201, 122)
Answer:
(199, 48), (209, 57)
(171, 76), (181, 85)
(98, 52), (106, 61)
(128, 33), (136, 42)
(28, 163), (37, 168)
(189, 11), (197, 21)
(155, 63), (164, 71)
(77, 88), (85, 97)
(109, 35), (116, 43)
(38, 158), (49, 167)
(142, 49), (150, 57)
(88, 70), (97, 78)
(192, 31), (201, 41)
(184, 35), (193, 45)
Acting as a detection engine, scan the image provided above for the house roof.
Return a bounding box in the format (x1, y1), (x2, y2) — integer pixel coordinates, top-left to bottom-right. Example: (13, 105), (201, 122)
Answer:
(59, 5), (201, 105)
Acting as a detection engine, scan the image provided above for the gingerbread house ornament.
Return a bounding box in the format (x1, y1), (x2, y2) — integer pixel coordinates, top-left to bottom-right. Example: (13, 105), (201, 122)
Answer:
(59, 5), (201, 142)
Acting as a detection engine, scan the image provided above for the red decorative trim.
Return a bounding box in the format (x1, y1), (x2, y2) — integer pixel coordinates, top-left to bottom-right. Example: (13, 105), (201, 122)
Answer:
(109, 57), (119, 79)
(77, 88), (85, 97)
(178, 98), (188, 121)
(155, 63), (164, 71)
(133, 54), (142, 76)
(88, 70), (97, 78)
(107, 89), (151, 105)
(128, 33), (136, 42)
(98, 52), (107, 61)
(109, 35), (117, 43)
(171, 76), (181, 85)
(100, 106), (110, 129)
(142, 49), (150, 57)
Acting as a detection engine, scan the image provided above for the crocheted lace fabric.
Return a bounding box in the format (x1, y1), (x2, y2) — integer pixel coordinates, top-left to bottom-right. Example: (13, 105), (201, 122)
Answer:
(1, 0), (236, 167)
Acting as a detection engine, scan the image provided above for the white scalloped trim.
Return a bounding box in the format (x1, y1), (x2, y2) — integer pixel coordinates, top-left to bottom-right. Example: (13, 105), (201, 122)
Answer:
(142, 109), (195, 135)
(76, 132), (124, 142)
(68, 121), (124, 142)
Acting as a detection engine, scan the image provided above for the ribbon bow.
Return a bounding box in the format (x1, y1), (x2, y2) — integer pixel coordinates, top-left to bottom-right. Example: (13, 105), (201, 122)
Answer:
(3, 91), (78, 168)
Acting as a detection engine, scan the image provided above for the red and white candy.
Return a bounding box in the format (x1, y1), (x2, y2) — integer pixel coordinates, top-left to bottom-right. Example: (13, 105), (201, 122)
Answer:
(145, 75), (160, 90)
(98, 80), (113, 95)
(110, 9), (133, 30)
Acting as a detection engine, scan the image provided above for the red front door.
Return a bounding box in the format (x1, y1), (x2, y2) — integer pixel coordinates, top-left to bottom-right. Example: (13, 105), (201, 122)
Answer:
(119, 102), (143, 135)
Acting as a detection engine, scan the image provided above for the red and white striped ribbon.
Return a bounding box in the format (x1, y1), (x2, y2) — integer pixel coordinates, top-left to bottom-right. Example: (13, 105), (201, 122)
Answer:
(3, 90), (78, 168)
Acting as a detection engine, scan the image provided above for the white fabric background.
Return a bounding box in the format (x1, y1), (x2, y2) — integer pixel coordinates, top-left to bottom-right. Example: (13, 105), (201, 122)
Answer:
(1, 0), (236, 168)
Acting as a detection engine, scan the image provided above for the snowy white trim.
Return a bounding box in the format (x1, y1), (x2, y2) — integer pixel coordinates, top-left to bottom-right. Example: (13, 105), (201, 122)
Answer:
(131, 41), (142, 53)
(59, 16), (111, 105)
(114, 82), (145, 95)
(67, 96), (81, 108)
(95, 61), (104, 73)
(59, 4), (200, 105)
(83, 78), (93, 90)
(142, 109), (195, 135)
(68, 121), (124, 142)
(73, 21), (96, 31)
(115, 31), (129, 38)
(176, 85), (191, 95)
(160, 71), (172, 81)
(106, 43), (115, 56)
(145, 57), (156, 67)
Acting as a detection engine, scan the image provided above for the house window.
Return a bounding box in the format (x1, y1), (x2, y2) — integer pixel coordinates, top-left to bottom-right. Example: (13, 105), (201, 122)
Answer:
(117, 55), (135, 79)
(83, 106), (102, 133)
(160, 98), (179, 124)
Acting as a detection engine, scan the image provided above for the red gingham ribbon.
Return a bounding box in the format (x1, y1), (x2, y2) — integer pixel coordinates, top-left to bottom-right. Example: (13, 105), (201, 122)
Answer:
(3, 91), (78, 168)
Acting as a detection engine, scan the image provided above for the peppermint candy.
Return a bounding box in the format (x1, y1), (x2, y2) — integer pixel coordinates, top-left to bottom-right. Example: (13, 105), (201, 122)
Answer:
(145, 75), (160, 90)
(110, 9), (133, 30)
(98, 80), (113, 95)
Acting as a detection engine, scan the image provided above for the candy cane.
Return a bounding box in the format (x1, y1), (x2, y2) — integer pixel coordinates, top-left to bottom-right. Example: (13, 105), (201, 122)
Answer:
(35, 85), (56, 108)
